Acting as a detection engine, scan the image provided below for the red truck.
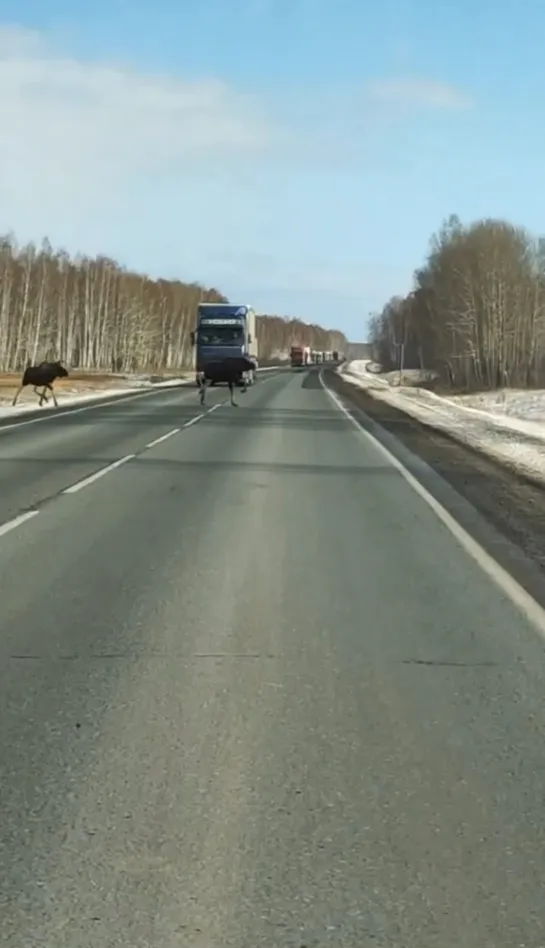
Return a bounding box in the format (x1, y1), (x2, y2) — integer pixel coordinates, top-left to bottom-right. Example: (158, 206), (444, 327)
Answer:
(290, 345), (304, 368)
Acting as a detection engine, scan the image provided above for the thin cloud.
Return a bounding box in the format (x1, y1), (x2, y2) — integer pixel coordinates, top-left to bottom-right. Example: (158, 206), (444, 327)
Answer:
(367, 77), (472, 110)
(0, 24), (278, 220)
(0, 22), (470, 323)
(0, 25), (472, 216)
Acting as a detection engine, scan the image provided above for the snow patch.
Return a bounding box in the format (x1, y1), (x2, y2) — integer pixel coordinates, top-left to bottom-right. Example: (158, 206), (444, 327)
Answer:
(0, 376), (192, 419)
(342, 361), (545, 485)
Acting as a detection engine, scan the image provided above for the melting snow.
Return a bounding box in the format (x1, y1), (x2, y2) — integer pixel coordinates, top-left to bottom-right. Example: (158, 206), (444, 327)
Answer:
(342, 361), (545, 484)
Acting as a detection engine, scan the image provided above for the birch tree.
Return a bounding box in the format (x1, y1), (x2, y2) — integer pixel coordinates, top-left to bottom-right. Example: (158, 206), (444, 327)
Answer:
(369, 215), (545, 391)
(0, 232), (349, 372)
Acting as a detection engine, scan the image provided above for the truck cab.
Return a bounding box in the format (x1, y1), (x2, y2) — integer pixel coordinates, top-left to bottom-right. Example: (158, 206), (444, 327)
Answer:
(191, 303), (258, 387)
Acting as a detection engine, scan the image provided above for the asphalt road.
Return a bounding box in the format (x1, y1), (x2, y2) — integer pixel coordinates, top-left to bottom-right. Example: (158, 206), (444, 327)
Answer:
(1, 367), (545, 946)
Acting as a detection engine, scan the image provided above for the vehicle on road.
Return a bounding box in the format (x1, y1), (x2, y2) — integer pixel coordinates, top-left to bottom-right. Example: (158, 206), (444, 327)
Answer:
(191, 303), (258, 388)
(290, 345), (312, 368)
(290, 345), (303, 368)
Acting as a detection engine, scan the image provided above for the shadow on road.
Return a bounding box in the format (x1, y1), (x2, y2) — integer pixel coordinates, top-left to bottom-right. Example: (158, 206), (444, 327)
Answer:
(0, 405), (354, 433)
(301, 370), (326, 389)
(0, 455), (399, 478)
(199, 407), (352, 431)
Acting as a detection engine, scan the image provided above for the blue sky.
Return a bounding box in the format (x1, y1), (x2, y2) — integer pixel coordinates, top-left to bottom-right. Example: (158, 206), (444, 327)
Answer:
(1, 1), (545, 339)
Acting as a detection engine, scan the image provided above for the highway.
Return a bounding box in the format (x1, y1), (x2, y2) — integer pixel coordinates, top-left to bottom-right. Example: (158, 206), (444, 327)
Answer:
(1, 367), (545, 946)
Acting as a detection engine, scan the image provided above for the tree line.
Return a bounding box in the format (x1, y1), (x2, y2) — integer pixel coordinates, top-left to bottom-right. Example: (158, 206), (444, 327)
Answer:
(369, 215), (545, 391)
(0, 233), (347, 373)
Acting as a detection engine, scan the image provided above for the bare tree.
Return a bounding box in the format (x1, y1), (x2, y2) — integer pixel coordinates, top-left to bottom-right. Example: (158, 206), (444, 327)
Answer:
(0, 234), (348, 372)
(369, 215), (545, 392)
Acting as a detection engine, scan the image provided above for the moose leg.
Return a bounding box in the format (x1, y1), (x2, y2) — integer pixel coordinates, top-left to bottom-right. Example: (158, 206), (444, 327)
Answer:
(228, 379), (237, 407)
(11, 385), (24, 406)
(48, 384), (58, 407)
(35, 385), (49, 406)
(198, 375), (207, 405)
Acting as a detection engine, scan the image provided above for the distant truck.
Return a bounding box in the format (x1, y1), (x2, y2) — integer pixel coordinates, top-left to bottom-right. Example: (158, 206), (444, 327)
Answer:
(191, 303), (258, 387)
(290, 345), (304, 368)
(290, 345), (311, 368)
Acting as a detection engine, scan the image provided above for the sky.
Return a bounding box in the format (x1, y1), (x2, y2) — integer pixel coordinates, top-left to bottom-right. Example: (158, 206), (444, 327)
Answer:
(1, 1), (545, 339)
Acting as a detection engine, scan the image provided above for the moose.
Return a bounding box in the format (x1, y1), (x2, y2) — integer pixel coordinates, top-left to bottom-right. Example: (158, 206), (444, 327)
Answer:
(197, 355), (256, 408)
(12, 361), (69, 407)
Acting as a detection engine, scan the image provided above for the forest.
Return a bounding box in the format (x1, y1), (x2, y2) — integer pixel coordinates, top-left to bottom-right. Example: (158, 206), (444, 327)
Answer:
(369, 216), (545, 391)
(0, 233), (348, 373)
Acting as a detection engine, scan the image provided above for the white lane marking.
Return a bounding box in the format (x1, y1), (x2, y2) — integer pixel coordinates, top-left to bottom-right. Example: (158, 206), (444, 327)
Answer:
(0, 385), (194, 436)
(320, 371), (545, 641)
(0, 367), (284, 437)
(149, 398), (223, 439)
(0, 372), (286, 538)
(146, 428), (180, 448)
(0, 510), (40, 537)
(63, 455), (136, 494)
(183, 402), (223, 428)
(184, 413), (204, 428)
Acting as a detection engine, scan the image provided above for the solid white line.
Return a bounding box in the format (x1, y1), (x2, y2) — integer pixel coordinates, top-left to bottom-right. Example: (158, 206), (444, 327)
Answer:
(63, 455), (135, 494)
(146, 428), (180, 448)
(320, 370), (545, 641)
(0, 510), (40, 538)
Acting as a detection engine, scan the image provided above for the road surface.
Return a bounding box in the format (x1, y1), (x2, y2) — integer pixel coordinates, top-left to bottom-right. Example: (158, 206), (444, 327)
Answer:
(1, 368), (545, 946)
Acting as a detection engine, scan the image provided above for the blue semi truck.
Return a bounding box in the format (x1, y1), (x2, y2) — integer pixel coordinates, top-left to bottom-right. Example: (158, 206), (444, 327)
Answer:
(190, 303), (259, 387)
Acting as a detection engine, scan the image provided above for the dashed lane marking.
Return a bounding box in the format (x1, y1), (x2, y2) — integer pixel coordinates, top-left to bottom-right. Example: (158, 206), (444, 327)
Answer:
(63, 454), (136, 494)
(183, 403), (221, 428)
(0, 367), (283, 437)
(0, 372), (285, 540)
(0, 510), (40, 537)
(146, 428), (180, 448)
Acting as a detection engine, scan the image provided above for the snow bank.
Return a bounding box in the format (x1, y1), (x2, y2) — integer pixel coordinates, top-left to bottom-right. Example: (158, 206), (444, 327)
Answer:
(452, 388), (545, 423)
(0, 376), (192, 420)
(341, 361), (545, 485)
